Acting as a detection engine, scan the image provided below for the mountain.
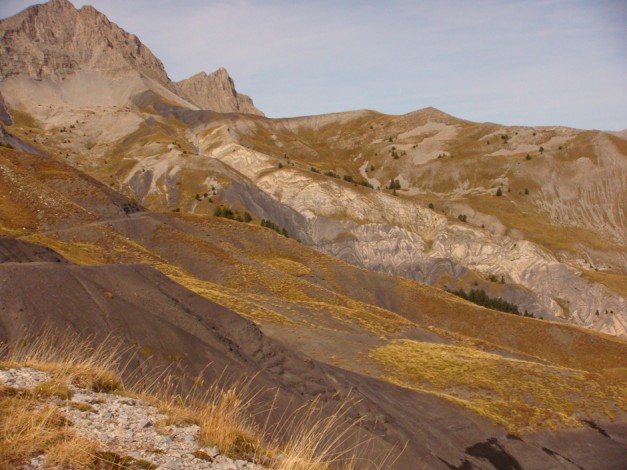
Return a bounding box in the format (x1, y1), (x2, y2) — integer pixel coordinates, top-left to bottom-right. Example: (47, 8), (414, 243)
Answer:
(0, 0), (260, 114)
(0, 0), (170, 84)
(1, 2), (626, 468)
(176, 68), (264, 116)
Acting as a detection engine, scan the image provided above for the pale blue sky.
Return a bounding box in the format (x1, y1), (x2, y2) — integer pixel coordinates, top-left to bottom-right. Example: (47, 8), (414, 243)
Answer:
(1, 0), (626, 130)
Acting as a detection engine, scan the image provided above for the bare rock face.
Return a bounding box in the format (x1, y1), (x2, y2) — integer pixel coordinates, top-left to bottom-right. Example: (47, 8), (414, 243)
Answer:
(0, 0), (170, 86)
(176, 68), (264, 116)
(0, 92), (11, 125)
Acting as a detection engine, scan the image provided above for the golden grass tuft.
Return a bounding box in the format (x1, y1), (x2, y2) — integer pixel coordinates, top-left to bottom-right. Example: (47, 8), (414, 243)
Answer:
(369, 339), (626, 432)
(34, 379), (72, 400)
(139, 382), (261, 459)
(0, 391), (87, 467)
(45, 435), (99, 468)
(4, 333), (123, 393)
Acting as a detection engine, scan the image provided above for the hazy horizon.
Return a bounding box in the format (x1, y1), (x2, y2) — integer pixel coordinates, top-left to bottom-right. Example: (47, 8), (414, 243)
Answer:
(1, 0), (626, 130)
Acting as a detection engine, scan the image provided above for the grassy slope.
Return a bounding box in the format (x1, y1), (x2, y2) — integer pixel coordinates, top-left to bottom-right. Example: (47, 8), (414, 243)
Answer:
(2, 133), (626, 434)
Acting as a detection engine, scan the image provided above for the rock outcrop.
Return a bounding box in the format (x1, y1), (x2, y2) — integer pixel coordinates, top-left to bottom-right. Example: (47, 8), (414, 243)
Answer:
(0, 0), (170, 85)
(0, 92), (11, 125)
(176, 68), (264, 116)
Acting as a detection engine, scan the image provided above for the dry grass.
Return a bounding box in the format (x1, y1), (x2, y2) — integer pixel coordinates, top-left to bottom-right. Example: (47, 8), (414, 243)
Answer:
(0, 384), (98, 468)
(45, 435), (99, 468)
(137, 377), (262, 459)
(369, 339), (626, 432)
(34, 378), (72, 400)
(0, 333), (380, 469)
(264, 398), (377, 470)
(4, 333), (123, 393)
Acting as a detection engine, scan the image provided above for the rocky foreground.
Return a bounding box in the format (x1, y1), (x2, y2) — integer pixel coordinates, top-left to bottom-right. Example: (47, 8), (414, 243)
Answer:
(0, 368), (264, 470)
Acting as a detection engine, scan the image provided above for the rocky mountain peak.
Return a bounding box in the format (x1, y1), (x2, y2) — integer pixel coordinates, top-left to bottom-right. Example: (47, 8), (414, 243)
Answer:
(176, 68), (264, 116)
(0, 0), (171, 85)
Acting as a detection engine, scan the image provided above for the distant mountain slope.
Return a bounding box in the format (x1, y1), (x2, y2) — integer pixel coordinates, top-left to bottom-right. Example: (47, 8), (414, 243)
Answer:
(176, 68), (264, 116)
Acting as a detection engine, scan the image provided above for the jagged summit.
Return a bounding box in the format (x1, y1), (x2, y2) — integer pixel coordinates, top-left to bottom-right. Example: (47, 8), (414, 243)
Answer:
(176, 67), (264, 116)
(0, 0), (262, 114)
(0, 0), (170, 85)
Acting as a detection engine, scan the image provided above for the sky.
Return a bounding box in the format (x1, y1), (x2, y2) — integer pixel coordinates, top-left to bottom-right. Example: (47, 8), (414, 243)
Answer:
(1, 0), (626, 130)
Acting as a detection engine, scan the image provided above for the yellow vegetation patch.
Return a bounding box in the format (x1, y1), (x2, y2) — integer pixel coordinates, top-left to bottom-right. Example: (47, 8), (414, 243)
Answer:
(22, 234), (110, 265)
(369, 339), (626, 432)
(261, 257), (313, 278)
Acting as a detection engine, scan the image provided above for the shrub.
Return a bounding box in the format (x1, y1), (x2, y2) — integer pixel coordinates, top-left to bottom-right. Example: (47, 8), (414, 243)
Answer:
(261, 219), (289, 238)
(388, 179), (401, 190)
(495, 188), (503, 196)
(450, 288), (533, 317)
(214, 206), (235, 219)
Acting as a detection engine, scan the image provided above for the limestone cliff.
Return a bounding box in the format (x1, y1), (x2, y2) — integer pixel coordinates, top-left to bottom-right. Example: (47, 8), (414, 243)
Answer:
(176, 68), (264, 116)
(0, 0), (170, 85)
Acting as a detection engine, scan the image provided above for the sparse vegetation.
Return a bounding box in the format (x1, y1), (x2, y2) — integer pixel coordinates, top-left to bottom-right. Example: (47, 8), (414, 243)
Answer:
(261, 219), (289, 238)
(342, 174), (373, 189)
(388, 179), (401, 190)
(495, 187), (503, 196)
(214, 205), (253, 224)
(449, 287), (534, 318)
